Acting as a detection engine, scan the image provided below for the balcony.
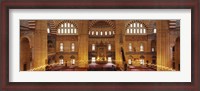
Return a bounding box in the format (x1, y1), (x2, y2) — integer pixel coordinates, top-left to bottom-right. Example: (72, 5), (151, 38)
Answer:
(126, 52), (156, 55)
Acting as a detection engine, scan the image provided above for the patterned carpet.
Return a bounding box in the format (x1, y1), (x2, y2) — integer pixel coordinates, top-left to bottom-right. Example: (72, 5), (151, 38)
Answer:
(46, 64), (156, 71)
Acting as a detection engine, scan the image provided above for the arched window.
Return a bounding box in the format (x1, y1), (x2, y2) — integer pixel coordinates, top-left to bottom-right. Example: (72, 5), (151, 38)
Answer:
(92, 44), (95, 51)
(128, 59), (132, 65)
(126, 21), (147, 35)
(129, 43), (132, 52)
(130, 29), (132, 33)
(60, 59), (64, 65)
(143, 29), (146, 33)
(92, 57), (96, 63)
(71, 43), (75, 52)
(60, 43), (63, 52)
(47, 28), (50, 33)
(105, 31), (107, 35)
(153, 28), (157, 33)
(71, 59), (75, 65)
(108, 44), (111, 51)
(109, 31), (112, 35)
(96, 31), (98, 35)
(74, 29), (77, 33)
(108, 57), (112, 63)
(57, 22), (78, 35)
(140, 59), (144, 65)
(152, 48), (155, 52)
(61, 29), (63, 34)
(58, 29), (60, 34)
(59, 55), (64, 65)
(140, 43), (144, 52)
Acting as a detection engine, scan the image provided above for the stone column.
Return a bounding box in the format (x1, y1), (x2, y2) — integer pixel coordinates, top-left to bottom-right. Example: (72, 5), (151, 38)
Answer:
(33, 20), (48, 70)
(115, 21), (124, 68)
(77, 21), (88, 68)
(156, 20), (170, 71)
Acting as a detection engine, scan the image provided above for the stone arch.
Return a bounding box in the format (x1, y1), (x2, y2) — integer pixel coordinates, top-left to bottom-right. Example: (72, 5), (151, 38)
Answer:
(20, 36), (32, 48)
(125, 20), (148, 34)
(125, 20), (147, 29)
(56, 20), (79, 35)
(88, 20), (115, 37)
(56, 20), (78, 29)
(20, 37), (32, 71)
(89, 20), (115, 30)
(174, 37), (180, 71)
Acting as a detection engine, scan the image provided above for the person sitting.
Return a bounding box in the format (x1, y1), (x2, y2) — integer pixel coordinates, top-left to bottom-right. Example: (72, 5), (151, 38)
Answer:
(112, 65), (116, 71)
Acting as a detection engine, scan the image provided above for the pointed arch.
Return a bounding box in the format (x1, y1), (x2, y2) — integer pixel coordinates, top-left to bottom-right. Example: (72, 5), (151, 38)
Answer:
(125, 21), (147, 35)
(56, 20), (78, 35)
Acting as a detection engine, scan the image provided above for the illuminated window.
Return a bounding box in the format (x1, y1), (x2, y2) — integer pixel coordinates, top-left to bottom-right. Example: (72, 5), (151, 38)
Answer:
(130, 29), (133, 33)
(92, 44), (95, 51)
(74, 29), (77, 33)
(127, 29), (129, 33)
(47, 28), (50, 33)
(152, 48), (154, 52)
(108, 44), (111, 51)
(92, 31), (94, 35)
(71, 43), (75, 52)
(140, 59), (144, 65)
(71, 59), (75, 65)
(60, 59), (64, 65)
(64, 29), (67, 33)
(130, 24), (133, 27)
(140, 43), (144, 52)
(126, 21), (146, 35)
(137, 23), (139, 27)
(68, 29), (70, 33)
(140, 29), (143, 33)
(92, 57), (96, 63)
(61, 29), (63, 34)
(105, 31), (107, 35)
(64, 23), (67, 27)
(57, 22), (77, 35)
(140, 24), (143, 27)
(71, 29), (73, 33)
(60, 43), (63, 52)
(108, 57), (112, 63)
(96, 31), (98, 35)
(143, 29), (146, 33)
(154, 29), (157, 33)
(109, 31), (112, 35)
(129, 43), (132, 51)
(134, 29), (136, 33)
(137, 29), (139, 33)
(101, 32), (103, 35)
(128, 59), (132, 65)
(68, 23), (70, 27)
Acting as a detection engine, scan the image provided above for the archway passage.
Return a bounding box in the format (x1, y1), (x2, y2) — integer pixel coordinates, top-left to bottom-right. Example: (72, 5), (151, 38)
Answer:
(20, 38), (32, 71)
(174, 37), (180, 71)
